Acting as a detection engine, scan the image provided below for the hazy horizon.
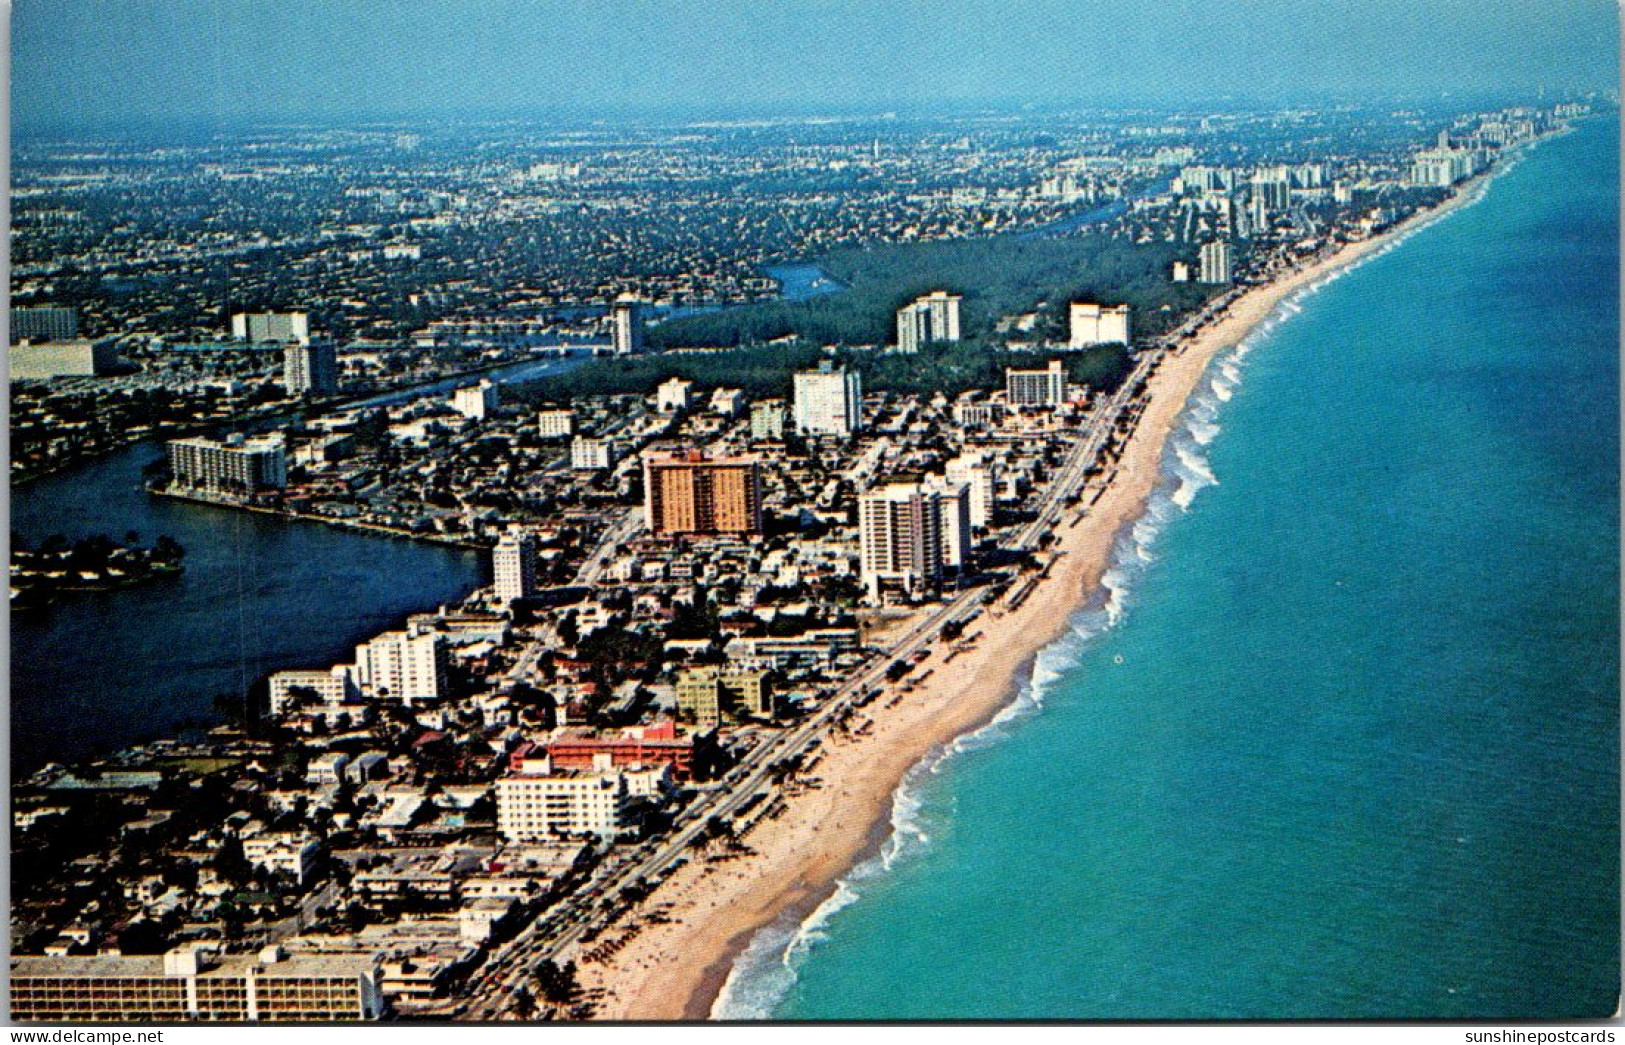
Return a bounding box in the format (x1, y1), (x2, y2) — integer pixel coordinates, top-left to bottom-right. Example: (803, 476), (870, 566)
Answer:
(12, 0), (1620, 136)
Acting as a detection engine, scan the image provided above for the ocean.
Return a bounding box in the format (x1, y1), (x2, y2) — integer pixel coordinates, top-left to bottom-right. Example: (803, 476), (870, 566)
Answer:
(717, 116), (1620, 1020)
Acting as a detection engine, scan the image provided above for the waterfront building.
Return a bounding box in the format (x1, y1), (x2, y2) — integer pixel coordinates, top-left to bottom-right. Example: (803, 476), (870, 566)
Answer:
(570, 436), (616, 472)
(859, 480), (970, 602)
(1006, 360), (1067, 409)
(283, 341), (338, 396)
(536, 408), (574, 439)
(231, 311), (310, 345)
(166, 434), (288, 494)
(492, 529), (539, 608)
(945, 451), (998, 529)
(895, 290), (962, 353)
(1200, 240), (1233, 285)
(496, 759), (631, 840)
(656, 378), (694, 413)
(11, 338), (120, 379)
(675, 665), (773, 726)
(11, 306), (79, 343)
(540, 720), (697, 779)
(643, 450), (763, 537)
(355, 630), (447, 704)
(268, 666), (359, 716)
(1068, 302), (1130, 347)
(451, 380), (499, 420)
(611, 294), (645, 356)
(793, 362), (863, 437)
(750, 399), (787, 441)
(10, 948), (384, 1022)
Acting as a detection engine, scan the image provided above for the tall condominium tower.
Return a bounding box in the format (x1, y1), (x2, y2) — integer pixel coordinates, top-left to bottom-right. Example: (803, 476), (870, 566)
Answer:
(895, 290), (963, 353)
(283, 341), (338, 396)
(643, 450), (763, 536)
(792, 362), (863, 436)
(611, 294), (646, 356)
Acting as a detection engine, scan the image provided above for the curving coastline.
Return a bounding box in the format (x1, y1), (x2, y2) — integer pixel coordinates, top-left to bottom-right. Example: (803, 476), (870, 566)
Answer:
(576, 155), (1520, 1022)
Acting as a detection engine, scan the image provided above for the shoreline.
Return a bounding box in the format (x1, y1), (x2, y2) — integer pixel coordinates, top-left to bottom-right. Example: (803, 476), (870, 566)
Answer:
(576, 157), (1512, 1022)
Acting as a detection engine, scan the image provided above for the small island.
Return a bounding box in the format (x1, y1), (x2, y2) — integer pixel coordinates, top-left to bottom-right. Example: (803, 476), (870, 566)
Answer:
(10, 532), (186, 609)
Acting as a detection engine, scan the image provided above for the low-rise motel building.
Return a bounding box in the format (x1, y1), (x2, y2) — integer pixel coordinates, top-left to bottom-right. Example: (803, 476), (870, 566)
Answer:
(11, 945), (385, 1022)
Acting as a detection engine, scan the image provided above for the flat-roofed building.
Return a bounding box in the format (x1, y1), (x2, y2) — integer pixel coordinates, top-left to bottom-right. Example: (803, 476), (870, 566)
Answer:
(355, 631), (446, 705)
(232, 311), (310, 345)
(674, 665), (773, 726)
(496, 760), (632, 840)
(1005, 360), (1067, 409)
(536, 408), (574, 439)
(1199, 240), (1233, 285)
(11, 306), (79, 343)
(859, 480), (970, 602)
(656, 378), (693, 413)
(451, 380), (498, 420)
(283, 341), (338, 396)
(793, 363), (862, 437)
(492, 529), (538, 608)
(570, 436), (616, 472)
(643, 450), (763, 537)
(166, 434), (288, 493)
(750, 399), (786, 441)
(11, 338), (120, 379)
(11, 948), (384, 1022)
(269, 666), (358, 716)
(895, 290), (962, 353)
(1068, 302), (1130, 347)
(611, 294), (645, 356)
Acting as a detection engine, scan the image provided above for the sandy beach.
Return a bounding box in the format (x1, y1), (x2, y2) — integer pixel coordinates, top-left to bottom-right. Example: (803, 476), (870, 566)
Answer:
(575, 176), (1492, 1021)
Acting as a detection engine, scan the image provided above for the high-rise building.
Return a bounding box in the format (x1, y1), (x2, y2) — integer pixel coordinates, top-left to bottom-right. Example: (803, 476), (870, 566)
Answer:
(571, 437), (616, 471)
(1251, 168), (1293, 209)
(656, 378), (693, 413)
(675, 665), (773, 726)
(11, 306), (79, 343)
(451, 380), (499, 420)
(283, 341), (339, 396)
(1005, 360), (1067, 409)
(11, 949), (385, 1022)
(355, 630), (446, 704)
(611, 294), (645, 356)
(643, 450), (763, 537)
(793, 363), (863, 437)
(492, 529), (538, 608)
(750, 399), (787, 441)
(945, 452), (998, 529)
(859, 480), (969, 602)
(497, 759), (640, 840)
(1068, 302), (1131, 348)
(1199, 240), (1233, 285)
(167, 434), (288, 493)
(11, 339), (120, 379)
(895, 291), (962, 353)
(231, 311), (310, 345)
(536, 408), (574, 439)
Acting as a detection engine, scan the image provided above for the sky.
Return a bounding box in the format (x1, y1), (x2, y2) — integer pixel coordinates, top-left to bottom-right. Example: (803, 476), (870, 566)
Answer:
(11, 0), (1620, 131)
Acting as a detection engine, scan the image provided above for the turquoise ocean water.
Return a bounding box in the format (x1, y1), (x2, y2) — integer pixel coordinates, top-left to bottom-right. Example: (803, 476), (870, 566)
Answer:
(718, 117), (1621, 1020)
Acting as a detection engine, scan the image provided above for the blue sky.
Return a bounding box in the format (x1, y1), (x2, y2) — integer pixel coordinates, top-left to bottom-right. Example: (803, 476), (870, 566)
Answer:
(12, 0), (1619, 129)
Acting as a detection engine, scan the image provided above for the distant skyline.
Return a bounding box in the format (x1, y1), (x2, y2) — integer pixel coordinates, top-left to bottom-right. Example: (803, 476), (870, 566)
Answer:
(12, 0), (1620, 132)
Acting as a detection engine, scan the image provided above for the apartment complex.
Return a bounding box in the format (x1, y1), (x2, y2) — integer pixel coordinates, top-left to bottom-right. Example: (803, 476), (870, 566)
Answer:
(283, 341), (338, 396)
(166, 434), (288, 493)
(643, 451), (763, 537)
(231, 311), (310, 345)
(354, 630), (447, 704)
(859, 480), (971, 602)
(611, 294), (645, 356)
(11, 306), (79, 343)
(793, 363), (863, 437)
(1068, 302), (1131, 347)
(493, 529), (539, 607)
(1005, 360), (1068, 409)
(674, 665), (773, 726)
(895, 290), (962, 353)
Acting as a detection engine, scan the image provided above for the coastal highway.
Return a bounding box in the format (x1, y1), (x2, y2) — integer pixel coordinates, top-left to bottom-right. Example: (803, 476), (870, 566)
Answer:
(452, 337), (1181, 1020)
